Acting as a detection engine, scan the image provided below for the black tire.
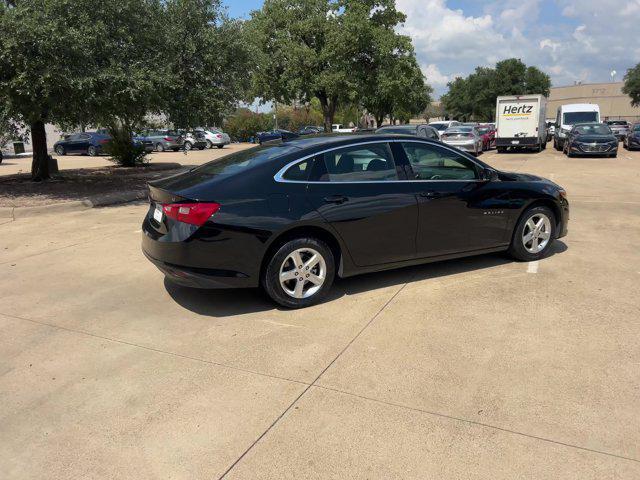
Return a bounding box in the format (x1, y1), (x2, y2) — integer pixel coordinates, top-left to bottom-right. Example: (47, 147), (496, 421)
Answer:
(184, 142), (192, 151)
(0, 152), (3, 164)
(172, 148), (180, 152)
(217, 144), (224, 149)
(262, 237), (335, 309)
(87, 145), (97, 157)
(55, 145), (66, 156)
(206, 140), (213, 149)
(155, 143), (164, 152)
(553, 138), (560, 151)
(496, 147), (505, 153)
(198, 146), (205, 150)
(507, 205), (556, 262)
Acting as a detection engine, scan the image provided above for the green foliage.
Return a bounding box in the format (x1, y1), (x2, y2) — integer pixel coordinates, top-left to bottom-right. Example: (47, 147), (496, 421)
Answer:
(248, 0), (418, 131)
(103, 122), (148, 167)
(0, 0), (250, 179)
(622, 64), (640, 107)
(224, 110), (272, 142)
(441, 58), (551, 121)
(276, 105), (324, 132)
(163, 0), (251, 128)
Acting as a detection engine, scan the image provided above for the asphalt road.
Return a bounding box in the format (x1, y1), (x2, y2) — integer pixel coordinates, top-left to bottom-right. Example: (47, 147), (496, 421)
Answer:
(1, 145), (639, 479)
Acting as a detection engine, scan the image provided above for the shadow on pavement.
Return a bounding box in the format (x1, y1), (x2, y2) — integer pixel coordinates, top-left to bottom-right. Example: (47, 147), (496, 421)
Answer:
(164, 241), (568, 317)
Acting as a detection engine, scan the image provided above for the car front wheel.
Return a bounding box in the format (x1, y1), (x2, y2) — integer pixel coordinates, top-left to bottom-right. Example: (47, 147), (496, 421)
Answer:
(262, 237), (335, 308)
(508, 206), (556, 262)
(87, 146), (97, 156)
(55, 145), (66, 155)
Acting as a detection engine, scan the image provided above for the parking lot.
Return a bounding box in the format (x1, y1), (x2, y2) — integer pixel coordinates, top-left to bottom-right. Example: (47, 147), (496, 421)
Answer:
(1, 145), (639, 478)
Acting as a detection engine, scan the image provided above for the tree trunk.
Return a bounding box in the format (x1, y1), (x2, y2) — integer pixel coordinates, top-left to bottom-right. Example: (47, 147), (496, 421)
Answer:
(375, 114), (384, 128)
(318, 94), (336, 133)
(30, 120), (50, 181)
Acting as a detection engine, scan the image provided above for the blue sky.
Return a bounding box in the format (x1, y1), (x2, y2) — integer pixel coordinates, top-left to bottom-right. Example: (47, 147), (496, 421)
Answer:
(223, 0), (640, 96)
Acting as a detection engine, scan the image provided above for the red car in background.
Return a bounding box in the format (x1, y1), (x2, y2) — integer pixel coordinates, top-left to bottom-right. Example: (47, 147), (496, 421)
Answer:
(477, 124), (496, 151)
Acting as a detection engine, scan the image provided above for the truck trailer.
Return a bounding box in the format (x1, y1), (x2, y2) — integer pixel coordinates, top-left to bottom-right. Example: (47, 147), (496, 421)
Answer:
(495, 94), (548, 152)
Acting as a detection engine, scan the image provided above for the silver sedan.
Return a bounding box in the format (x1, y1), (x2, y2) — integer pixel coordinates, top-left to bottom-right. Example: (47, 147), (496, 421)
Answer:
(440, 126), (484, 156)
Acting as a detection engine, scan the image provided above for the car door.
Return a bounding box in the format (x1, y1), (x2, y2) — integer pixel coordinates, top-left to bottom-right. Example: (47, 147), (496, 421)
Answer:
(396, 141), (510, 257)
(305, 141), (418, 267)
(65, 134), (84, 153)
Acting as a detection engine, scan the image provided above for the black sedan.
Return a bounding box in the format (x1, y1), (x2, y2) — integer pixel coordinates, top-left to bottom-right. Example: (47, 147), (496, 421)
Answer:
(623, 123), (640, 150)
(142, 134), (569, 308)
(563, 123), (618, 158)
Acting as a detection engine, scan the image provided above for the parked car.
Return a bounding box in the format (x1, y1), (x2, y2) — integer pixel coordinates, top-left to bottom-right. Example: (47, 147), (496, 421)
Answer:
(54, 132), (111, 156)
(562, 123), (618, 158)
(132, 135), (154, 152)
(476, 124), (496, 151)
(142, 134), (569, 308)
(297, 126), (324, 135)
(137, 129), (183, 152)
(428, 120), (460, 138)
(375, 124), (439, 140)
(622, 123), (640, 150)
(332, 124), (357, 133)
(181, 131), (208, 151)
(196, 128), (231, 149)
(440, 126), (484, 155)
(257, 129), (299, 144)
(605, 120), (630, 141)
(553, 103), (600, 151)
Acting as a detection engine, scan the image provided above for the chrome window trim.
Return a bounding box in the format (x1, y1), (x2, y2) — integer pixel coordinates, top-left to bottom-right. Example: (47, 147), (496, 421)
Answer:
(273, 138), (485, 184)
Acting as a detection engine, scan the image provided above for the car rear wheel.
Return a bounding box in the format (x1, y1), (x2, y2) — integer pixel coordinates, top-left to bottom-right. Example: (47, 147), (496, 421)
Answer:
(217, 145), (224, 149)
(206, 140), (213, 149)
(155, 143), (164, 152)
(87, 145), (97, 156)
(508, 206), (556, 262)
(184, 142), (192, 151)
(55, 145), (66, 155)
(262, 237), (335, 309)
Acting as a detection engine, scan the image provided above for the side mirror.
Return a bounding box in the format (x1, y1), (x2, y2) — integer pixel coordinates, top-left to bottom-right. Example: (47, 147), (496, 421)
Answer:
(481, 169), (499, 182)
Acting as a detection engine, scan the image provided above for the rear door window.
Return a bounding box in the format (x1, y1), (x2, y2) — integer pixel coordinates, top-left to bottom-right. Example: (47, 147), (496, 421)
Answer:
(311, 143), (399, 182)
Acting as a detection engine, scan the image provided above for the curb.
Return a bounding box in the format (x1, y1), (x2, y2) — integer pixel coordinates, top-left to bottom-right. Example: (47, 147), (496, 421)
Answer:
(3, 190), (148, 220)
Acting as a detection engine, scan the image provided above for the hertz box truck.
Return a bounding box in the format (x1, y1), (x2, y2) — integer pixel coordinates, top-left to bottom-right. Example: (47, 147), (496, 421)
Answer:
(495, 94), (547, 152)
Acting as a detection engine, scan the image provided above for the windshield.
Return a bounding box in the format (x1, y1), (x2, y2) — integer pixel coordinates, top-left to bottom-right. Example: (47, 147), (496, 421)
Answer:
(477, 128), (490, 134)
(563, 111), (598, 125)
(633, 125), (640, 132)
(429, 123), (448, 131)
(574, 124), (612, 135)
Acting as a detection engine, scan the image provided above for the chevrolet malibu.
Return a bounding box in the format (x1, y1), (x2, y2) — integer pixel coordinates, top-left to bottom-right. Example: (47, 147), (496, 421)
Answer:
(142, 135), (569, 308)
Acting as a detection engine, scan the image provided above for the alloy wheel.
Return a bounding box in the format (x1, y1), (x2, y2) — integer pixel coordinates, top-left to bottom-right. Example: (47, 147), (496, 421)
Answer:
(522, 213), (551, 253)
(279, 248), (326, 299)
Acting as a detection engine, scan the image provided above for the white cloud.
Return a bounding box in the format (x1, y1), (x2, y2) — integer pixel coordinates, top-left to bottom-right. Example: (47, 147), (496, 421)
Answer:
(396, 0), (640, 95)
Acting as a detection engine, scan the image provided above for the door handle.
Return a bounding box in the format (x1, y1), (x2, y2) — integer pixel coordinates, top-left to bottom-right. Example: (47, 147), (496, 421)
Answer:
(419, 191), (443, 199)
(323, 195), (348, 204)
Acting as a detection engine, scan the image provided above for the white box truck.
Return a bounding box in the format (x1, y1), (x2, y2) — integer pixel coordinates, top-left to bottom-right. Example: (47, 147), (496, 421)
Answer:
(495, 94), (548, 152)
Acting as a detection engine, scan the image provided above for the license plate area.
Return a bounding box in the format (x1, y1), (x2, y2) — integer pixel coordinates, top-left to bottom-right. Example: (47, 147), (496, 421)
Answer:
(511, 140), (520, 145)
(153, 204), (163, 223)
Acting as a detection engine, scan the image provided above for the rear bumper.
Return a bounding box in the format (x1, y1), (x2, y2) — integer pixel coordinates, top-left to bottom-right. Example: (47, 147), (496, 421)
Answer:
(442, 140), (477, 152)
(496, 137), (539, 147)
(143, 249), (254, 289)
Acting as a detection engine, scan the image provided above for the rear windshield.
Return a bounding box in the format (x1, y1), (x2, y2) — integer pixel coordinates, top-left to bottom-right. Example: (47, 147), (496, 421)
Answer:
(429, 124), (448, 131)
(574, 124), (611, 135)
(191, 144), (300, 178)
(446, 127), (472, 133)
(477, 128), (490, 134)
(606, 121), (627, 126)
(563, 112), (598, 124)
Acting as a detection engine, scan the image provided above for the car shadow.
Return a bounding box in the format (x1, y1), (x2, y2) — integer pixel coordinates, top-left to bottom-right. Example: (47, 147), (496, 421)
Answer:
(164, 240), (568, 317)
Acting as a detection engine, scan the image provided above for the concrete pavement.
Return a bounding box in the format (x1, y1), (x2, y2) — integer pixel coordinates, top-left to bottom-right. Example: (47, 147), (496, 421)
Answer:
(1, 146), (639, 479)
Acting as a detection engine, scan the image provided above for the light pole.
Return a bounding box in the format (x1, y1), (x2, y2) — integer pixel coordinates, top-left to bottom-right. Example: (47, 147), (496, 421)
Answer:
(610, 70), (617, 83)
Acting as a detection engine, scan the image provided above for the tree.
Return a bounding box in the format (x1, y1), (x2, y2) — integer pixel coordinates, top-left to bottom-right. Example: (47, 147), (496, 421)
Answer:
(0, 0), (167, 179)
(441, 58), (551, 121)
(622, 63), (640, 107)
(249, 0), (411, 132)
(163, 0), (251, 129)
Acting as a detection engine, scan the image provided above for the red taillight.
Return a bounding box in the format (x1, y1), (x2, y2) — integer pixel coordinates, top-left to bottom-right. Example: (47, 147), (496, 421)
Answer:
(215, 134), (222, 138)
(164, 137), (173, 141)
(99, 139), (109, 144)
(162, 202), (220, 226)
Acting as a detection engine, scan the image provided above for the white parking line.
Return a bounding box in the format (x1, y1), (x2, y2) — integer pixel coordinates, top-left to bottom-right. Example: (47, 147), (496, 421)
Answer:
(527, 261), (539, 274)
